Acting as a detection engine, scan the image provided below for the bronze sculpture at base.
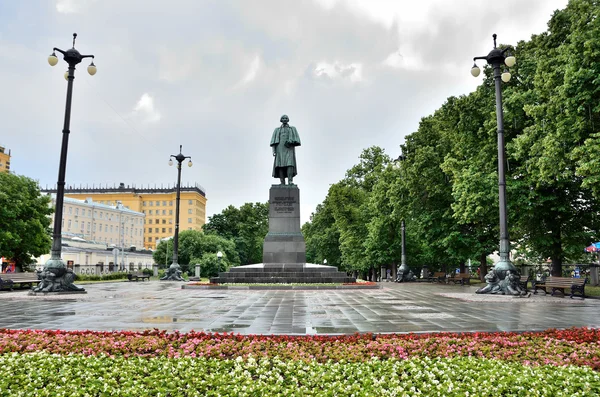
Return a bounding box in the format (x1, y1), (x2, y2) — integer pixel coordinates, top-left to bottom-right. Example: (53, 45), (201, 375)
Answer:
(160, 264), (185, 281)
(476, 268), (528, 296)
(33, 261), (85, 293)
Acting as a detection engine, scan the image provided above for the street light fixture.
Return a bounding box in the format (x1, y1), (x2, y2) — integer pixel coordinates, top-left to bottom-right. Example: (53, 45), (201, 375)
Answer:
(217, 251), (223, 275)
(160, 145), (192, 281)
(34, 33), (96, 293)
(472, 34), (526, 296)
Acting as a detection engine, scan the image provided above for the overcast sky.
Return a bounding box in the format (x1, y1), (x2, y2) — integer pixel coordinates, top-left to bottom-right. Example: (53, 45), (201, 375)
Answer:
(1, 0), (568, 224)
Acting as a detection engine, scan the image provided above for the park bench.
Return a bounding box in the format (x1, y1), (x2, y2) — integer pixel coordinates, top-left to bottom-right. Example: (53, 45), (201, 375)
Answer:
(428, 272), (446, 283)
(127, 272), (150, 282)
(0, 273), (40, 290)
(447, 273), (471, 286)
(532, 276), (586, 299)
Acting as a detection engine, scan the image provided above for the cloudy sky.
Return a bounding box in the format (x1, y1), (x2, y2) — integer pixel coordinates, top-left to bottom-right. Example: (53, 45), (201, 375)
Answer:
(1, 0), (568, 224)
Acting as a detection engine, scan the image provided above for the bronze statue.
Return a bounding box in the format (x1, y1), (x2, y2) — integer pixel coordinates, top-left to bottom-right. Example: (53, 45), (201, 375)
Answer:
(270, 114), (301, 185)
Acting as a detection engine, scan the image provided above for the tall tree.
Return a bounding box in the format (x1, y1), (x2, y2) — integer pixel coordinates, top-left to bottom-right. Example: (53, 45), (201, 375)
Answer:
(203, 202), (268, 265)
(153, 230), (239, 274)
(0, 173), (53, 270)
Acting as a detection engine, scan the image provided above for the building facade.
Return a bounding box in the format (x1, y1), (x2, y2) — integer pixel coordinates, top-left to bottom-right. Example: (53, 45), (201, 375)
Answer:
(43, 183), (207, 249)
(0, 145), (11, 173)
(50, 196), (146, 249)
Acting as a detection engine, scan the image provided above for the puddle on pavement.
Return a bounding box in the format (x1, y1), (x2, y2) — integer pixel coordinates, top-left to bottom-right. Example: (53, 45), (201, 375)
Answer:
(49, 312), (76, 317)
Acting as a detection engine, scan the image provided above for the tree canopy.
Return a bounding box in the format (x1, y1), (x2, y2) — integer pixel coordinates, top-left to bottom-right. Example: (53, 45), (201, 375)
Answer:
(0, 172), (53, 270)
(303, 0), (600, 277)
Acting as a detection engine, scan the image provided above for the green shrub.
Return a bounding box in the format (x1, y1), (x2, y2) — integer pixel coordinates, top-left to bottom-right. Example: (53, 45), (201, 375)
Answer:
(75, 272), (129, 282)
(142, 268), (154, 276)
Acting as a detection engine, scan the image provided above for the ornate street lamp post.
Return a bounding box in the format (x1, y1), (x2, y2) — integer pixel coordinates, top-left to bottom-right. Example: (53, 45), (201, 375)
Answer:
(33, 33), (96, 293)
(471, 34), (526, 295)
(161, 145), (192, 281)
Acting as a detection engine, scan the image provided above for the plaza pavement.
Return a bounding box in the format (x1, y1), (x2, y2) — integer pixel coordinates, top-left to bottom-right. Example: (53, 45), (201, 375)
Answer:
(1, 281), (599, 334)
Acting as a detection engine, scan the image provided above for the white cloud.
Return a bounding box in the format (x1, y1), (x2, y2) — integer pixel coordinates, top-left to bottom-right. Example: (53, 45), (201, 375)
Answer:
(55, 0), (96, 14)
(383, 49), (425, 71)
(132, 93), (161, 123)
(241, 54), (261, 84)
(314, 61), (363, 82)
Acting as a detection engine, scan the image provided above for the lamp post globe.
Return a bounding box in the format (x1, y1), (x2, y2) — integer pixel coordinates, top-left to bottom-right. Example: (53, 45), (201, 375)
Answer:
(35, 33), (96, 294)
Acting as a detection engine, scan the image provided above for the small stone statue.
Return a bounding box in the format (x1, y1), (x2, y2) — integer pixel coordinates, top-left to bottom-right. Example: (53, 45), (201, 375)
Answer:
(270, 114), (301, 185)
(33, 268), (84, 293)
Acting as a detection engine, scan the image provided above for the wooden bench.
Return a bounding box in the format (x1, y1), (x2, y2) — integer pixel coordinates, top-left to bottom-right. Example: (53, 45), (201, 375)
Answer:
(428, 272), (446, 283)
(532, 276), (586, 299)
(0, 273), (40, 290)
(447, 273), (471, 286)
(127, 272), (150, 282)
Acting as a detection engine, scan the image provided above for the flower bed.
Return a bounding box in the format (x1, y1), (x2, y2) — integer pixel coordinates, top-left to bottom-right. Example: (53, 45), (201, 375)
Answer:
(1, 328), (600, 395)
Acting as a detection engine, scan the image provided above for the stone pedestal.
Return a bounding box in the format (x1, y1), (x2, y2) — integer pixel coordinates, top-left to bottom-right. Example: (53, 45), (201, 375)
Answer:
(262, 185), (306, 264)
(195, 264), (201, 278)
(153, 264), (158, 277)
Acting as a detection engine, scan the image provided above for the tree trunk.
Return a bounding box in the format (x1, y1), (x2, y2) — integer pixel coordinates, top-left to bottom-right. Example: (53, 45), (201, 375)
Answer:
(459, 263), (466, 274)
(551, 223), (562, 277)
(479, 253), (487, 282)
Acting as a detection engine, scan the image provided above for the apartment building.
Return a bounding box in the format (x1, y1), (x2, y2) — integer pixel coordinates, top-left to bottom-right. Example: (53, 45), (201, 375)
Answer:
(50, 196), (145, 249)
(43, 182), (207, 249)
(0, 145), (11, 173)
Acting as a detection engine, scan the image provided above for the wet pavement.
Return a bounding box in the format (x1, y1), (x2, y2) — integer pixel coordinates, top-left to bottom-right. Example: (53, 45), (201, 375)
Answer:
(1, 281), (599, 334)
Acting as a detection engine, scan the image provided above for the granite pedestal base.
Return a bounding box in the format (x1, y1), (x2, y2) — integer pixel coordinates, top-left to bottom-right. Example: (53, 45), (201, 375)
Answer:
(210, 263), (356, 284)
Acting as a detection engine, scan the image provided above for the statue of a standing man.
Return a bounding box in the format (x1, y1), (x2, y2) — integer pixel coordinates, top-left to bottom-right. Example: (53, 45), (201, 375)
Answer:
(270, 114), (301, 185)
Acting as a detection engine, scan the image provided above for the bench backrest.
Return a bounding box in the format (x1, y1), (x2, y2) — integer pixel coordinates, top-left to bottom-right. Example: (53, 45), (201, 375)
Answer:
(432, 272), (445, 277)
(544, 276), (586, 286)
(3, 273), (38, 280)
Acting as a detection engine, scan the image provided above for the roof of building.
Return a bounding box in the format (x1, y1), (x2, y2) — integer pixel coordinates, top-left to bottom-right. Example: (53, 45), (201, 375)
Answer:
(42, 182), (206, 197)
(61, 196), (145, 216)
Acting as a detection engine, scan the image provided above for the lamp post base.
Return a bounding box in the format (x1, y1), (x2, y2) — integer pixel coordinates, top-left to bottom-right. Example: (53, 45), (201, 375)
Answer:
(396, 264), (416, 282)
(476, 260), (528, 296)
(160, 263), (185, 281)
(33, 256), (86, 293)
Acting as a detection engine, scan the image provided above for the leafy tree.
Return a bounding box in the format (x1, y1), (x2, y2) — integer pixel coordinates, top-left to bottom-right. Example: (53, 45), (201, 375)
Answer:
(203, 202), (268, 265)
(153, 230), (239, 274)
(0, 173), (53, 270)
(302, 199), (341, 267)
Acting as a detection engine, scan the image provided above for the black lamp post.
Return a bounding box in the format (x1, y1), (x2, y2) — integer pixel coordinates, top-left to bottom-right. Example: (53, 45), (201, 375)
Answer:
(217, 251), (223, 276)
(160, 145), (192, 281)
(472, 35), (526, 296)
(33, 33), (96, 293)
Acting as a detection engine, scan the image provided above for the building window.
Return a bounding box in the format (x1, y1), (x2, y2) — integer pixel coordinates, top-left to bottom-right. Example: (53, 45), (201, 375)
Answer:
(75, 208), (79, 216)
(169, 219), (173, 224)
(162, 219), (166, 224)
(188, 227), (192, 230)
(68, 207), (72, 214)
(169, 228), (172, 233)
(149, 219), (152, 224)
(188, 218), (192, 223)
(87, 222), (91, 232)
(155, 201), (160, 206)
(162, 210), (166, 215)
(162, 228), (166, 233)
(75, 220), (79, 229)
(188, 209), (192, 214)
(149, 210), (153, 215)
(93, 224), (96, 232)
(148, 237), (152, 242)
(88, 210), (92, 217)
(169, 201), (173, 206)
(110, 225), (113, 233)
(68, 220), (72, 229)
(188, 200), (193, 205)
(169, 210), (173, 215)
(155, 228), (159, 233)
(143, 201), (147, 206)
(162, 201), (167, 206)
(150, 201), (153, 206)
(100, 212), (103, 219)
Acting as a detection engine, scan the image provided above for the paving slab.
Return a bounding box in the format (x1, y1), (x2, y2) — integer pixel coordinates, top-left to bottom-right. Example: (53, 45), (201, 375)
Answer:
(0, 281), (599, 334)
